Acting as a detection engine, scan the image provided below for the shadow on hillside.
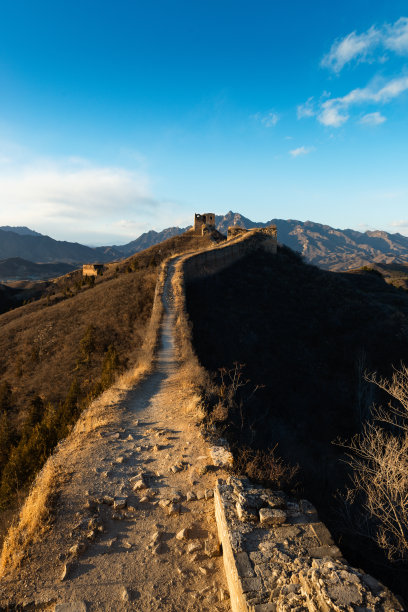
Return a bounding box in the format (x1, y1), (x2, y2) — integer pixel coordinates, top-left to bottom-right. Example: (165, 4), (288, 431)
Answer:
(186, 245), (408, 602)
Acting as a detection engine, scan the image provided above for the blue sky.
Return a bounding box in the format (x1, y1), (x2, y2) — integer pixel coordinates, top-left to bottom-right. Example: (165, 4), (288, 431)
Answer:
(0, 0), (407, 244)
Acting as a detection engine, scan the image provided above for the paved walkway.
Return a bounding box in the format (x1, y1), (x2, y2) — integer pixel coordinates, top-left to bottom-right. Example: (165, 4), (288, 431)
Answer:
(0, 261), (230, 611)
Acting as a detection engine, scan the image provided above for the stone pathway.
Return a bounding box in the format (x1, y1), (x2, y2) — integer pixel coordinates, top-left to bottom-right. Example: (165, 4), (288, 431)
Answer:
(0, 261), (230, 611)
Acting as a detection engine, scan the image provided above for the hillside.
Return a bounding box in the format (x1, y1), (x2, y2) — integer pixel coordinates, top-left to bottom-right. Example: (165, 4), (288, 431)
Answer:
(185, 245), (408, 600)
(348, 262), (408, 290)
(0, 229), (219, 541)
(0, 257), (76, 281)
(0, 285), (22, 315)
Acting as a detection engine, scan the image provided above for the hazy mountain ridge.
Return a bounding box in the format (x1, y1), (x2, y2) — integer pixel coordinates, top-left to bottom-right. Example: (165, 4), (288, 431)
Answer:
(0, 257), (76, 281)
(113, 226), (188, 256)
(2, 214), (408, 271)
(0, 228), (121, 265)
(0, 226), (43, 237)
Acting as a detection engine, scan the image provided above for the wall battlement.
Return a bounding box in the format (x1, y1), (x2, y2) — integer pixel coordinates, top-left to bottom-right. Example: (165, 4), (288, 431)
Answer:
(193, 212), (216, 235)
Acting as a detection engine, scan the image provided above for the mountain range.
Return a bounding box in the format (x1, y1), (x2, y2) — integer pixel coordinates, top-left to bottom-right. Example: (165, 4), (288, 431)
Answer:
(1, 212), (408, 276)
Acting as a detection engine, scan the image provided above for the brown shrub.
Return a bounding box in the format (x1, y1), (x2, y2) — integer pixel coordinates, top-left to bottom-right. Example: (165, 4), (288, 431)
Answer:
(233, 446), (298, 491)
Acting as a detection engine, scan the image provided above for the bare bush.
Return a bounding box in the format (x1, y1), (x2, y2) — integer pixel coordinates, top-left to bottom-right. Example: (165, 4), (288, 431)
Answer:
(342, 364), (408, 561)
(233, 446), (298, 490)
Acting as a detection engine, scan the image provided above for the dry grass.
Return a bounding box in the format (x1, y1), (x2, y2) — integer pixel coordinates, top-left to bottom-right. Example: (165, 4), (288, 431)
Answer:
(171, 256), (207, 393)
(0, 456), (63, 577)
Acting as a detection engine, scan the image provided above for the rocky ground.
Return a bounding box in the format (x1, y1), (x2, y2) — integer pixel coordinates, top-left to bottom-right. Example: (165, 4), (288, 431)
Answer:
(0, 263), (230, 611)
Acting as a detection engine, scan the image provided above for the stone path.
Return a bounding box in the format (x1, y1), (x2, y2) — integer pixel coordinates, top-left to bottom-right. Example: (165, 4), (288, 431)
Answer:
(0, 260), (230, 611)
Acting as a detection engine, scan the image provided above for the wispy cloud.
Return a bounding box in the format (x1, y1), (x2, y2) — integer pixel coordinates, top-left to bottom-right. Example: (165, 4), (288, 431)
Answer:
(299, 75), (408, 127)
(322, 17), (408, 73)
(359, 111), (387, 125)
(289, 146), (315, 157)
(252, 111), (280, 127)
(391, 219), (408, 228)
(297, 97), (316, 119)
(0, 161), (154, 216)
(0, 156), (182, 242)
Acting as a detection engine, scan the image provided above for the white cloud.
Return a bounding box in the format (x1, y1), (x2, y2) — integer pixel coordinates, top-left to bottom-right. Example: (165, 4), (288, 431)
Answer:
(318, 102), (349, 127)
(359, 111), (386, 125)
(297, 97), (316, 119)
(322, 17), (408, 73)
(289, 146), (315, 157)
(253, 111), (280, 127)
(391, 219), (408, 228)
(0, 161), (154, 216)
(298, 75), (408, 127)
(384, 17), (408, 54)
(322, 28), (380, 73)
(0, 157), (185, 242)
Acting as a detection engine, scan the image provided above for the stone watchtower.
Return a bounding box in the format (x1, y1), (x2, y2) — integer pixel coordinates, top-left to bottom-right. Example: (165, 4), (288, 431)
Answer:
(193, 213), (216, 235)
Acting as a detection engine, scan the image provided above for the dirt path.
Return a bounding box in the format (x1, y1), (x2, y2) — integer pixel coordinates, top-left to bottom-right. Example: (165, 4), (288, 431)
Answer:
(0, 261), (230, 611)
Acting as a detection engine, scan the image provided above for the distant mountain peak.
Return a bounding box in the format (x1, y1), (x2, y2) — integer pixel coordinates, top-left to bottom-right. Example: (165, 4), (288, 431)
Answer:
(0, 226), (43, 237)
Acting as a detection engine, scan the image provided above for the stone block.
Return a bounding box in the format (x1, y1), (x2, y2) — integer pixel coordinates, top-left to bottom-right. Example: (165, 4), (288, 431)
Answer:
(235, 551), (255, 577)
(273, 525), (300, 541)
(308, 545), (342, 559)
(54, 604), (87, 612)
(251, 604), (276, 612)
(259, 508), (286, 526)
(309, 522), (334, 546)
(236, 502), (258, 523)
(241, 576), (262, 593)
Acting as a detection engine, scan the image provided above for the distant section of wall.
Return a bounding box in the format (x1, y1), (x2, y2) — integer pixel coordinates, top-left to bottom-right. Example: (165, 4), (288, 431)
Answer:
(82, 264), (104, 277)
(227, 225), (277, 245)
(182, 229), (277, 282)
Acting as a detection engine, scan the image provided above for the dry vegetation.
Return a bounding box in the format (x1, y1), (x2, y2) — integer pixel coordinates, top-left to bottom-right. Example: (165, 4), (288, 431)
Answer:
(0, 230), (216, 544)
(340, 365), (408, 563)
(184, 244), (408, 601)
(0, 457), (63, 575)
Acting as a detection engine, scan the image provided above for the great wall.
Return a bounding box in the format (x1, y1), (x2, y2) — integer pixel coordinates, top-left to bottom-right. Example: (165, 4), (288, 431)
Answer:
(0, 218), (403, 611)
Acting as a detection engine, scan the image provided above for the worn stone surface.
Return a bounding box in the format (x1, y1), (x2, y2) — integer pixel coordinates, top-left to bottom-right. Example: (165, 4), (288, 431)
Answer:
(54, 603), (87, 612)
(214, 476), (403, 612)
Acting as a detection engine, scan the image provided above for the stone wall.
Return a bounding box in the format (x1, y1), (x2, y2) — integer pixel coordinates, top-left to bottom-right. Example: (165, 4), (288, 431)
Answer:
(176, 230), (401, 609)
(182, 229), (277, 282)
(214, 477), (402, 612)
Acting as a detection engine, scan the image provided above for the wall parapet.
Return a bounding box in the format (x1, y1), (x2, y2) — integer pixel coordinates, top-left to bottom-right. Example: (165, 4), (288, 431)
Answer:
(181, 229), (277, 282)
(214, 476), (402, 612)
